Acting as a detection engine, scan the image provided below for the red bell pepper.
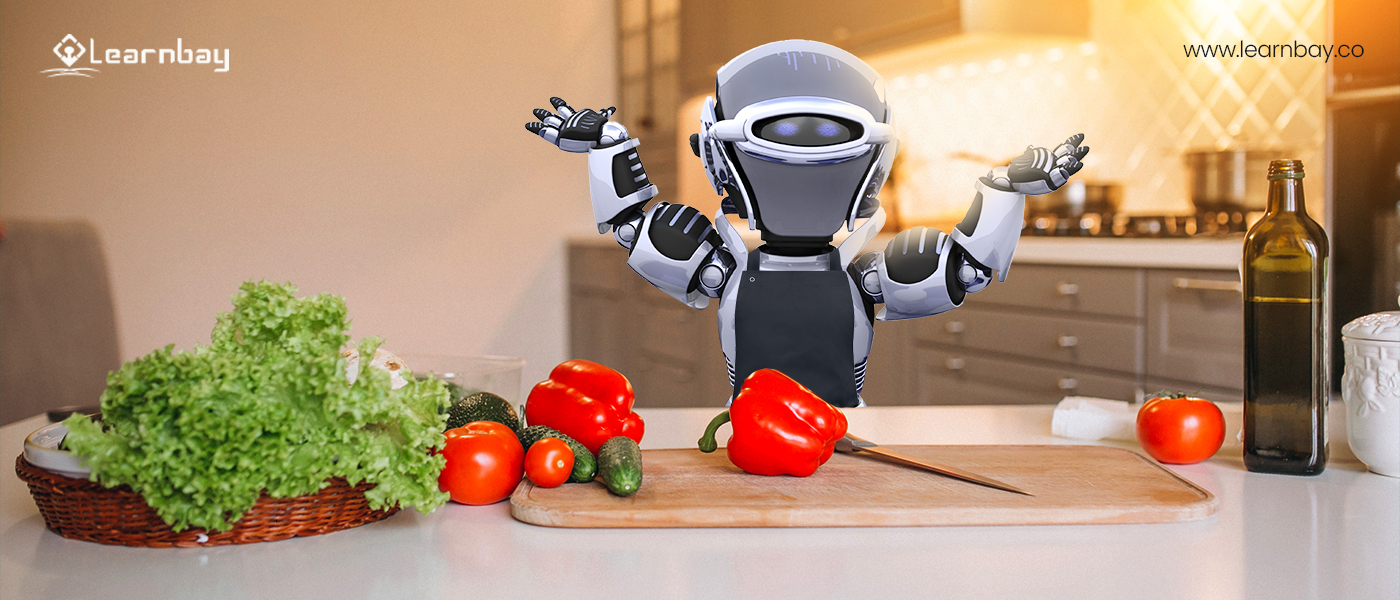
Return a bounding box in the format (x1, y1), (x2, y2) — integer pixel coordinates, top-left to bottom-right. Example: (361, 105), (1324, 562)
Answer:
(525, 360), (644, 455)
(696, 368), (848, 477)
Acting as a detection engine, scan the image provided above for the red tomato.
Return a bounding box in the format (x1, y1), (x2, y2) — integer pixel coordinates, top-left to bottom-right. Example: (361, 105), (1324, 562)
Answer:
(438, 421), (524, 505)
(524, 438), (575, 488)
(1136, 394), (1226, 464)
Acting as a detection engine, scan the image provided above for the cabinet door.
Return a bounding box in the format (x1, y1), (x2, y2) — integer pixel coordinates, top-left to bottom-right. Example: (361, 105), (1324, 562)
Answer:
(629, 293), (729, 408)
(1145, 269), (1244, 391)
(913, 306), (1142, 375)
(973, 264), (1145, 318)
(860, 319), (914, 406)
(569, 245), (632, 375)
(570, 293), (630, 373)
(913, 346), (1140, 406)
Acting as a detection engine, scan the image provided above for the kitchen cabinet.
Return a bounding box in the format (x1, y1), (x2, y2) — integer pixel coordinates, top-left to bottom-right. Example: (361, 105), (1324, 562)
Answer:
(569, 241), (731, 408)
(676, 0), (960, 98)
(568, 239), (1245, 406)
(1144, 269), (1244, 392)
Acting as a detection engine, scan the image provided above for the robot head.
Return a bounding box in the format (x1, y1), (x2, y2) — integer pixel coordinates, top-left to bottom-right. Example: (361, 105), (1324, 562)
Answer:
(697, 40), (898, 237)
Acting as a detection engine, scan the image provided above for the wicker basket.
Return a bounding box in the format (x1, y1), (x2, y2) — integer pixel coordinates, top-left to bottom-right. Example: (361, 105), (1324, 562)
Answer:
(15, 455), (399, 548)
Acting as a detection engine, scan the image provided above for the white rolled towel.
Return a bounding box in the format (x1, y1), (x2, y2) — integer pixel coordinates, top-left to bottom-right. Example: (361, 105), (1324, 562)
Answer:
(1051, 396), (1138, 441)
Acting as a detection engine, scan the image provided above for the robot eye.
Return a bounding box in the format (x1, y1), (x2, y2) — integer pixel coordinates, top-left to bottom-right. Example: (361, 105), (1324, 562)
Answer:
(754, 114), (863, 147)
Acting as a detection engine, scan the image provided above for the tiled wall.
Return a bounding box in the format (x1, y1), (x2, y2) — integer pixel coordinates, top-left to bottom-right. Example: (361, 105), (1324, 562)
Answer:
(865, 0), (1327, 225)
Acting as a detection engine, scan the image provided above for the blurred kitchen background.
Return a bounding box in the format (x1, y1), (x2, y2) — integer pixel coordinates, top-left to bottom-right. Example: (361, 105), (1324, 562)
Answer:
(1, 0), (1396, 415)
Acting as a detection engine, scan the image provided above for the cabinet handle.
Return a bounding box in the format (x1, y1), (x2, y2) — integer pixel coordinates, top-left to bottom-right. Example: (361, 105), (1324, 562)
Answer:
(1173, 278), (1242, 293)
(1056, 282), (1080, 296)
(945, 358), (966, 371)
(1057, 377), (1078, 390)
(1057, 335), (1079, 348)
(945, 321), (966, 334)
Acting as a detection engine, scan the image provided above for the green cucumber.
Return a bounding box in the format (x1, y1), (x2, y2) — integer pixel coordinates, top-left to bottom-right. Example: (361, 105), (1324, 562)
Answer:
(517, 425), (597, 483)
(597, 436), (643, 496)
(446, 392), (520, 432)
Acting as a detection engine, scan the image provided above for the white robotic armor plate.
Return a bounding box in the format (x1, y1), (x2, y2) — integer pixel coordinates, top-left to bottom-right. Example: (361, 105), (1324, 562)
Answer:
(587, 138), (657, 233)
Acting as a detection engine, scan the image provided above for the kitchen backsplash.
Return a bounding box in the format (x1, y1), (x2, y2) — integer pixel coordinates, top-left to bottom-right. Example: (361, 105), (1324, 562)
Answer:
(864, 0), (1327, 225)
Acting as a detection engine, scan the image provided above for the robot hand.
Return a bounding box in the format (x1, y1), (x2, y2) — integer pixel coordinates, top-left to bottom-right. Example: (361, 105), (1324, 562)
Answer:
(982, 134), (1090, 196)
(525, 97), (631, 153)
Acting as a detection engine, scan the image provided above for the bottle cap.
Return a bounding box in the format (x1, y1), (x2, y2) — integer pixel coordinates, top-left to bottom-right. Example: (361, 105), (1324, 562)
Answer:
(1267, 159), (1305, 180)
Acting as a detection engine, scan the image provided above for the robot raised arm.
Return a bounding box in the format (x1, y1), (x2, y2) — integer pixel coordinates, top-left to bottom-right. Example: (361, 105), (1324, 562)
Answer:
(528, 98), (736, 309)
(951, 134), (1089, 280)
(853, 134), (1088, 320)
(526, 97), (658, 233)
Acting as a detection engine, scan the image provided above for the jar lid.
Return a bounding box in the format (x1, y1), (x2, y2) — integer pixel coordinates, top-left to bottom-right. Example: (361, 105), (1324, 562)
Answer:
(1342, 311), (1400, 342)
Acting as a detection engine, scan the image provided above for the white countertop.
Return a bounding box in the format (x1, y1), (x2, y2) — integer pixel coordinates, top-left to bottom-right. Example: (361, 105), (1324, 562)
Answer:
(1011, 236), (1243, 270)
(570, 232), (1243, 271)
(3, 404), (1395, 600)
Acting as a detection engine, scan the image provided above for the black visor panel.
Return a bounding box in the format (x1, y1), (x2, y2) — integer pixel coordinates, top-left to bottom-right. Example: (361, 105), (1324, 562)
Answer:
(753, 114), (864, 147)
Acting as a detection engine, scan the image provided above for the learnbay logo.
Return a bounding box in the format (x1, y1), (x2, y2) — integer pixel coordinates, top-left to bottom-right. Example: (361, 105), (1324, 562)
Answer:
(40, 34), (230, 79)
(43, 34), (97, 77)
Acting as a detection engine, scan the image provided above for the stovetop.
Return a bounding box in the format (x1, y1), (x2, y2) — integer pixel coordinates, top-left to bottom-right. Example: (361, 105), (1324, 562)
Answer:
(1022, 211), (1257, 238)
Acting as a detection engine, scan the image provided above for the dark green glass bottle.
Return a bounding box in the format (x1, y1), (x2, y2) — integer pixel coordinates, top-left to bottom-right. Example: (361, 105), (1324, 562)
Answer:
(1242, 159), (1329, 475)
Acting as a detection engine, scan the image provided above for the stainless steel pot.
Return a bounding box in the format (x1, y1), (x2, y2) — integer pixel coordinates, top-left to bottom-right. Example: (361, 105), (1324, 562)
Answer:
(1184, 149), (1278, 212)
(1029, 180), (1122, 217)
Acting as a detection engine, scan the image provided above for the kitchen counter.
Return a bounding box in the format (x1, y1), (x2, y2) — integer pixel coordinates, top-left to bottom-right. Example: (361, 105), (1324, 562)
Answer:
(1010, 236), (1242, 270)
(570, 230), (1244, 271)
(3, 404), (1395, 600)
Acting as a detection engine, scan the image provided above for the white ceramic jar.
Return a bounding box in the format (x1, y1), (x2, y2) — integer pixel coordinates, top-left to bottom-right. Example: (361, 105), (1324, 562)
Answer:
(1341, 311), (1400, 477)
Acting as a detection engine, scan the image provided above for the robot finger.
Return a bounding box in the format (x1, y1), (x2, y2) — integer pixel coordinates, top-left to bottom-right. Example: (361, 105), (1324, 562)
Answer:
(1051, 133), (1085, 158)
(533, 108), (565, 129)
(526, 122), (561, 145)
(549, 97), (576, 118)
(1049, 161), (1086, 189)
(1053, 152), (1081, 169)
(1065, 158), (1085, 177)
(599, 106), (617, 119)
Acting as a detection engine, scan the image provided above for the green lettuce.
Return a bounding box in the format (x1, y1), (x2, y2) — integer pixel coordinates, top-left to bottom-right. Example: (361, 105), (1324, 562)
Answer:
(62, 281), (451, 532)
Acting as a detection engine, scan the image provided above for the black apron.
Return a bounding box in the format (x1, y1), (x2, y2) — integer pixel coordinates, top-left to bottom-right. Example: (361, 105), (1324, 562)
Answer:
(732, 248), (859, 408)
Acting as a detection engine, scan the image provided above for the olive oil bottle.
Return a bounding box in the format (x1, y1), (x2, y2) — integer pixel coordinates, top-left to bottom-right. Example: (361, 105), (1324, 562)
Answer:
(1242, 159), (1329, 475)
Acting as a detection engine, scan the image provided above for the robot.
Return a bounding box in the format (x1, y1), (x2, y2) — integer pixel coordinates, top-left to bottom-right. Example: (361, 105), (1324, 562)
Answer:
(526, 39), (1088, 408)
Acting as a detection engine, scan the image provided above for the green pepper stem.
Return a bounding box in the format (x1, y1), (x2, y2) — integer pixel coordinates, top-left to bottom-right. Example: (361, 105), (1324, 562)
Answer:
(697, 411), (731, 453)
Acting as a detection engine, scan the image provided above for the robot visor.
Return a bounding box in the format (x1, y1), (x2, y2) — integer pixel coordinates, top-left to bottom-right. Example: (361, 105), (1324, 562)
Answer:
(754, 114), (862, 147)
(710, 96), (894, 165)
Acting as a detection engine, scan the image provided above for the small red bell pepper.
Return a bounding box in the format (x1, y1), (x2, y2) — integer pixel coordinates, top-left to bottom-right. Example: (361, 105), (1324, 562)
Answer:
(697, 368), (848, 477)
(525, 359), (644, 455)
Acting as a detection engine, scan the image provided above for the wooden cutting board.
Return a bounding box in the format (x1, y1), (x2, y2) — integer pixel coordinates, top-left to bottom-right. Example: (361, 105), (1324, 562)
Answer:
(510, 445), (1217, 528)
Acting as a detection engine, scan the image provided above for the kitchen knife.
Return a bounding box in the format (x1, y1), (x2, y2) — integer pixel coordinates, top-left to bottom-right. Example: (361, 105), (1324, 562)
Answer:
(834, 434), (1033, 496)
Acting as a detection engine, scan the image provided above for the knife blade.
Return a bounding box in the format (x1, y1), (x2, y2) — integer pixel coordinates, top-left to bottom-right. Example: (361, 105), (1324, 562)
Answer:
(834, 434), (1033, 496)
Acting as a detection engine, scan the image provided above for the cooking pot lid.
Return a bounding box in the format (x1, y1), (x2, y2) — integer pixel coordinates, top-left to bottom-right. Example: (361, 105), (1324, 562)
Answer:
(1342, 311), (1400, 342)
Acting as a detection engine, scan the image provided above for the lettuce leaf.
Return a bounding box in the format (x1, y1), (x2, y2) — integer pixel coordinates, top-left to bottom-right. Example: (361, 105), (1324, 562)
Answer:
(62, 281), (451, 532)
